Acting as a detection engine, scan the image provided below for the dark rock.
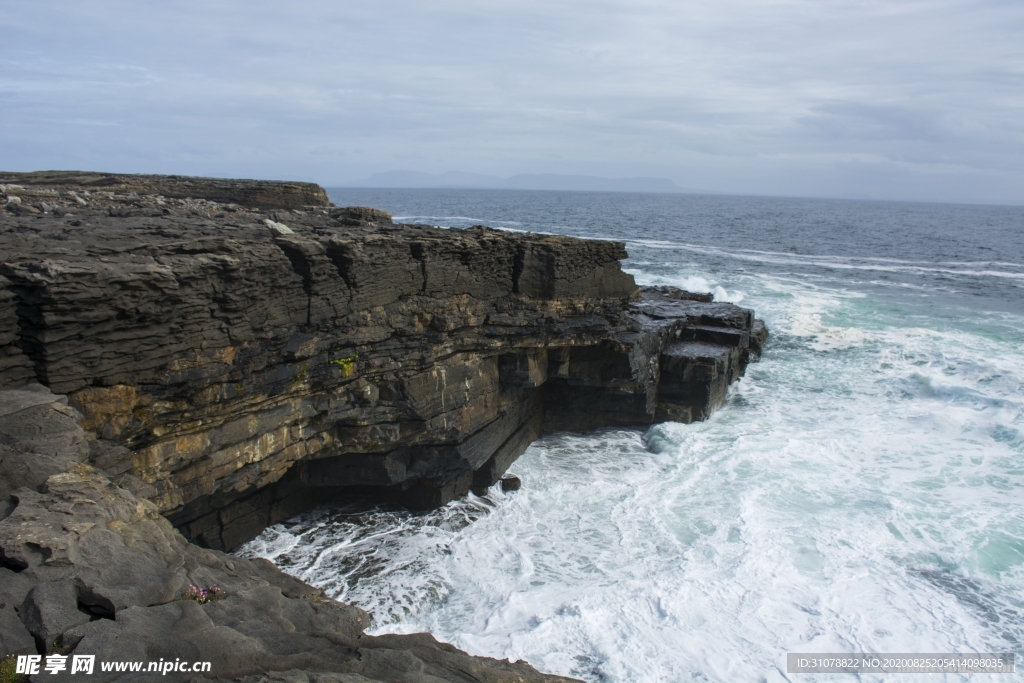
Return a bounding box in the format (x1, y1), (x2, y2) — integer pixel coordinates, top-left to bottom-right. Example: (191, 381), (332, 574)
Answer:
(0, 567), (33, 605)
(0, 406), (579, 680)
(635, 283), (714, 303)
(8, 202), (39, 215)
(0, 174), (765, 553)
(0, 173), (769, 682)
(500, 475), (521, 492)
(0, 385), (88, 502)
(750, 319), (769, 359)
(0, 602), (36, 657)
(0, 275), (37, 389)
(658, 341), (740, 422)
(0, 567), (36, 656)
(19, 580), (92, 652)
(0, 172), (329, 210)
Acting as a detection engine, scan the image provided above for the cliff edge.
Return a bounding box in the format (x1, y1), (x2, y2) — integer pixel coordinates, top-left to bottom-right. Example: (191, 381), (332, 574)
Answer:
(0, 173), (767, 681)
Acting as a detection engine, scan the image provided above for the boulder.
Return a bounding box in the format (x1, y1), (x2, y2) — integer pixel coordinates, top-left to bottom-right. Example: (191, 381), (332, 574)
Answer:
(500, 475), (522, 492)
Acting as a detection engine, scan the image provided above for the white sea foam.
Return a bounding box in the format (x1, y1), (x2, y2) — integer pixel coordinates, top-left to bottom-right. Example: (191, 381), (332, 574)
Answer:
(240, 260), (1024, 683)
(393, 215), (531, 233)
(626, 268), (744, 305)
(624, 240), (1024, 282)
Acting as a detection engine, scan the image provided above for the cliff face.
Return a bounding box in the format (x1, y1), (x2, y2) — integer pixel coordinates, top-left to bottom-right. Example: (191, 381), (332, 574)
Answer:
(0, 173), (767, 681)
(0, 174), (766, 554)
(0, 386), (580, 682)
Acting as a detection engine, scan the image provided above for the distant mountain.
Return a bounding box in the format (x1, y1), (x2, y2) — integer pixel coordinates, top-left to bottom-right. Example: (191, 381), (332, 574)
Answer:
(343, 170), (500, 189)
(338, 170), (686, 194)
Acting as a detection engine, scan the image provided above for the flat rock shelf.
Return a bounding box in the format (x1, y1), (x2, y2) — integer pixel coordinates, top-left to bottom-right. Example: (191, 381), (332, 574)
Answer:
(0, 172), (766, 682)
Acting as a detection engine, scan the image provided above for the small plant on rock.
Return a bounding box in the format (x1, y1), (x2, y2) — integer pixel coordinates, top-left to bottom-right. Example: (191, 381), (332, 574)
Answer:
(0, 655), (27, 683)
(180, 583), (224, 604)
(49, 635), (74, 655)
(330, 354), (359, 377)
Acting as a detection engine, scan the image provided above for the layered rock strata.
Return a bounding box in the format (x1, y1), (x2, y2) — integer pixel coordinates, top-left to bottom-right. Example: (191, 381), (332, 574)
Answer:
(0, 173), (766, 557)
(0, 171), (329, 210)
(0, 172), (767, 681)
(0, 386), (579, 682)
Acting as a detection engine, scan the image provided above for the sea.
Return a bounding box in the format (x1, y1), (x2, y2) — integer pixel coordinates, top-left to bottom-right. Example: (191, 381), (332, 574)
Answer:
(239, 190), (1024, 682)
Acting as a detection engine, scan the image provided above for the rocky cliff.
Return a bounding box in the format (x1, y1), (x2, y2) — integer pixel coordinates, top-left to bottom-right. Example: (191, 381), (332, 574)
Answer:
(0, 172), (330, 211)
(0, 385), (580, 682)
(0, 172), (766, 680)
(0, 173), (765, 553)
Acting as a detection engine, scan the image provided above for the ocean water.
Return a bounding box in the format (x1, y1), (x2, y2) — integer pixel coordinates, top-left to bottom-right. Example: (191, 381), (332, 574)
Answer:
(239, 190), (1024, 682)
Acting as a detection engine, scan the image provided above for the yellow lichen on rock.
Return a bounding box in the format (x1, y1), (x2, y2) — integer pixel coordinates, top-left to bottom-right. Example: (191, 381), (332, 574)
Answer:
(69, 384), (137, 438)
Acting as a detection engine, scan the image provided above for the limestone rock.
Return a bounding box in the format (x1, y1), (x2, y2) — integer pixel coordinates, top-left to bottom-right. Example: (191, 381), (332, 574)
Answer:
(0, 399), (579, 680)
(0, 172), (765, 553)
(0, 568), (36, 656)
(265, 219), (295, 236)
(0, 384), (88, 503)
(0, 172), (769, 682)
(19, 580), (92, 652)
(332, 206), (393, 224)
(0, 171), (330, 210)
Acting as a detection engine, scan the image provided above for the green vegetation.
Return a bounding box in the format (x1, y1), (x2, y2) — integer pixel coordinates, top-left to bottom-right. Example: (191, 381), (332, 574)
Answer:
(330, 354), (359, 377)
(0, 655), (27, 683)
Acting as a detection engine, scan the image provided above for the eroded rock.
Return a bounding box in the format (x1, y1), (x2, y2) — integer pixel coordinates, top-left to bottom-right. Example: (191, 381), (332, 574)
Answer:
(0, 409), (579, 681)
(0, 172), (768, 681)
(0, 173), (765, 553)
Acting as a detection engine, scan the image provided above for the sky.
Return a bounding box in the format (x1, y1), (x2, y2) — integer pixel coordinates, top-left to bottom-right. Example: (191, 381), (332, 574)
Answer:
(2, 0), (1022, 204)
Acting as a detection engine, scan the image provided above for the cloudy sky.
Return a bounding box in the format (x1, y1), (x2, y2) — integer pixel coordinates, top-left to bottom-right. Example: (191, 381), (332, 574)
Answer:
(2, 0), (1022, 203)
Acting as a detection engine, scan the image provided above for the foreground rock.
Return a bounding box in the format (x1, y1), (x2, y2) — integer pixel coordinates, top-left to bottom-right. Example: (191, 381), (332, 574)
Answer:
(0, 387), (579, 682)
(0, 172), (765, 554)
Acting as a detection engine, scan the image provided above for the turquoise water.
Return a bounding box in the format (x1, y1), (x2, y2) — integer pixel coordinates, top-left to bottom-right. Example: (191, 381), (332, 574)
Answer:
(241, 191), (1024, 682)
